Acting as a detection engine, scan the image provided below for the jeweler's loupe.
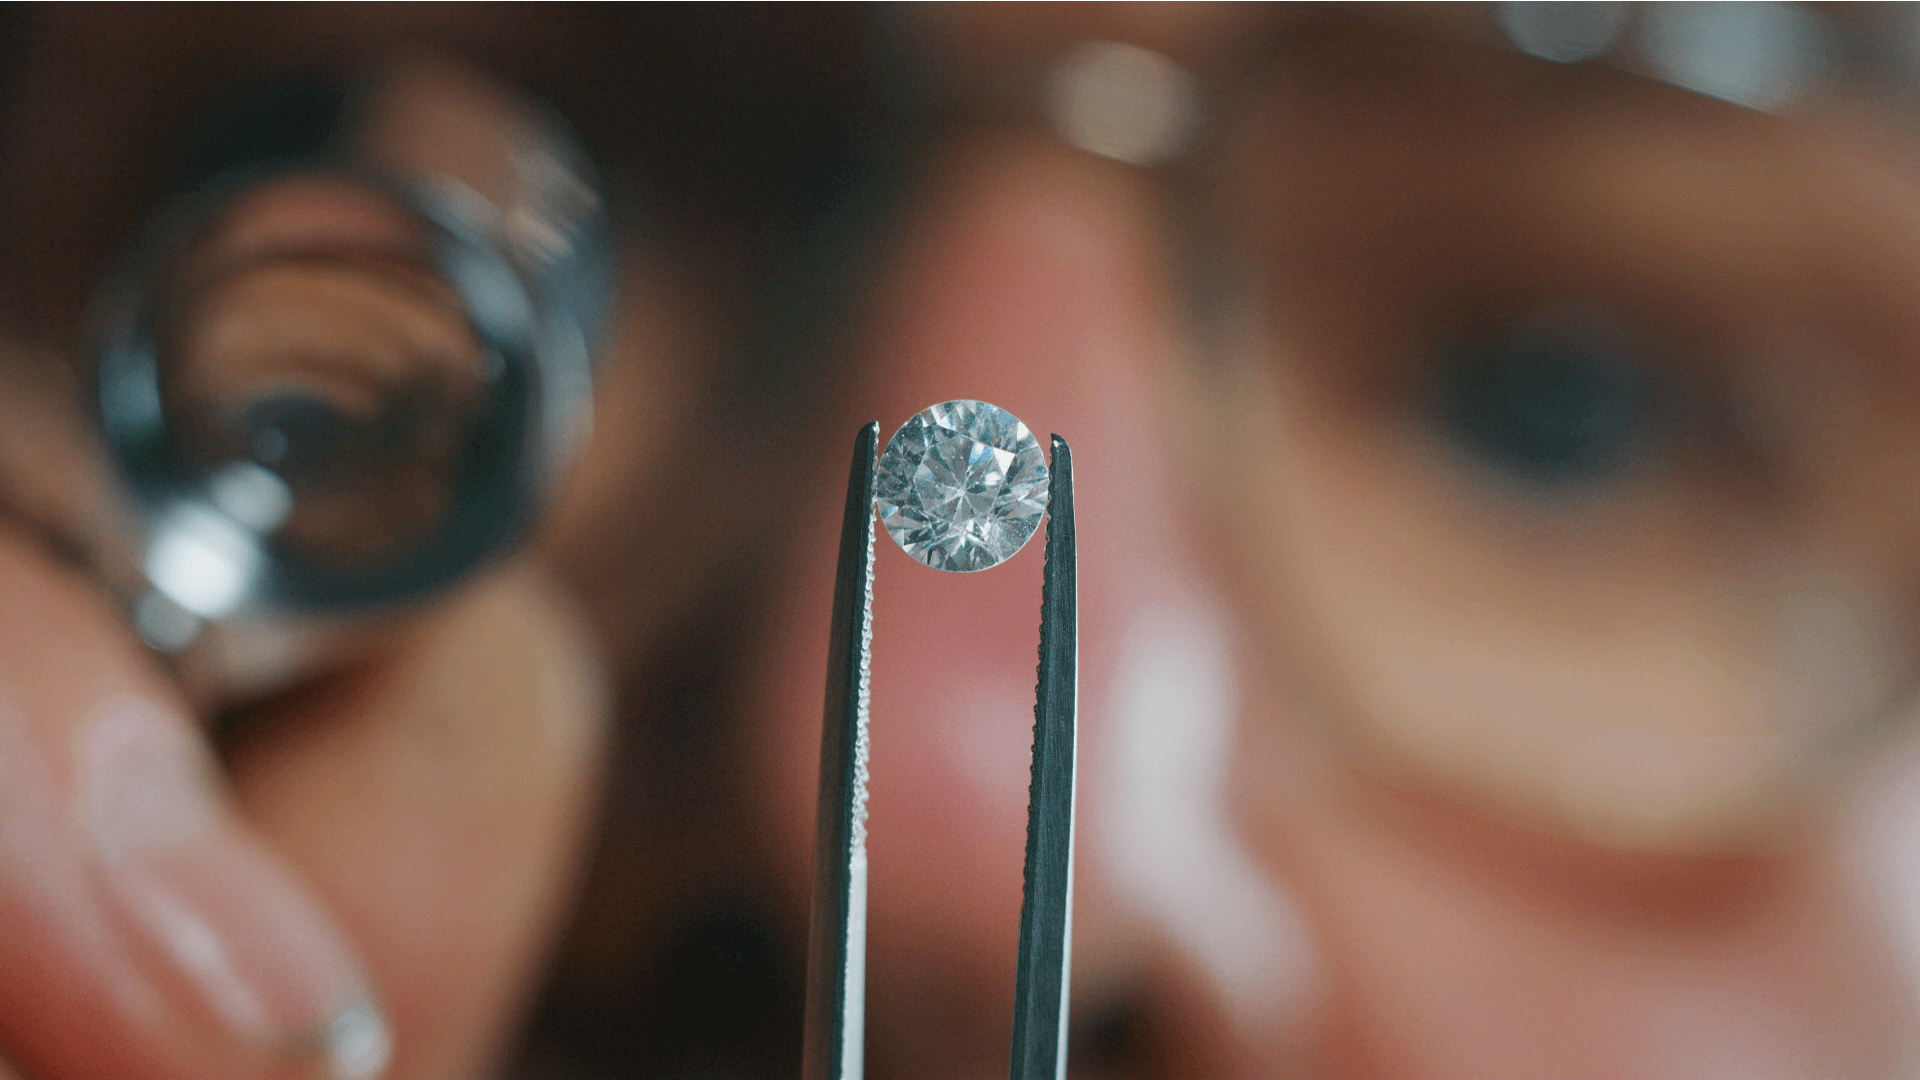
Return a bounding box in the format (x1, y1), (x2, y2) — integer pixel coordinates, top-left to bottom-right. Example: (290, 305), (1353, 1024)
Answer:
(90, 64), (609, 699)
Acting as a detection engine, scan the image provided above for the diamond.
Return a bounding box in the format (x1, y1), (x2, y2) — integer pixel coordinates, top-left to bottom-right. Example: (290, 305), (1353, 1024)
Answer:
(875, 400), (1050, 573)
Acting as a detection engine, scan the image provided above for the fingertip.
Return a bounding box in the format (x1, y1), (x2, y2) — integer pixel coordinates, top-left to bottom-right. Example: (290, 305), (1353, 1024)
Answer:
(0, 519), (389, 1080)
(225, 561), (608, 1080)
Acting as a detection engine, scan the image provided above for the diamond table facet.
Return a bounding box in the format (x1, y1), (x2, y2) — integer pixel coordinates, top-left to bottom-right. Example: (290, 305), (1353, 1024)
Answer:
(875, 400), (1049, 572)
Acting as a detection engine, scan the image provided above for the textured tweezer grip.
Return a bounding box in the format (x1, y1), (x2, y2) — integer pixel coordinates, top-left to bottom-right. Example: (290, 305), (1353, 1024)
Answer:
(1009, 435), (1077, 1080)
(803, 422), (878, 1080)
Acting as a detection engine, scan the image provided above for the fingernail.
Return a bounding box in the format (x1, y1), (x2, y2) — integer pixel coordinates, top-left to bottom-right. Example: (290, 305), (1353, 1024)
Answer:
(81, 695), (392, 1079)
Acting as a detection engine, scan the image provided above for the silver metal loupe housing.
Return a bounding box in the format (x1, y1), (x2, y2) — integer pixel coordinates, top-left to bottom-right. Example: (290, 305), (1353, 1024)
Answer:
(90, 65), (609, 702)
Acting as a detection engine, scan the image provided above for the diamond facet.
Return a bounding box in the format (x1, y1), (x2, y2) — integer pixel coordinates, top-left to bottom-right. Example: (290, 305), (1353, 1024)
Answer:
(875, 400), (1049, 573)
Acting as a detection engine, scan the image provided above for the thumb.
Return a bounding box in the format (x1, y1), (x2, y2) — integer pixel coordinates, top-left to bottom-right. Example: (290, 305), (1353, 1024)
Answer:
(0, 518), (385, 1080)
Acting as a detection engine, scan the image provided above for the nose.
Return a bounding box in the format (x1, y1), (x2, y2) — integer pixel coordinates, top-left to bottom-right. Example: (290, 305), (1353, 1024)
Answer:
(738, 133), (1303, 1077)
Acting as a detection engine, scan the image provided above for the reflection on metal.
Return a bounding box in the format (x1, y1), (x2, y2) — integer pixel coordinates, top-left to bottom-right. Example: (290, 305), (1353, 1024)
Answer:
(206, 461), (293, 533)
(90, 62), (610, 680)
(1642, 2), (1829, 114)
(804, 426), (1079, 1080)
(803, 423), (876, 1080)
(142, 502), (264, 620)
(1491, 2), (1837, 118)
(1499, 2), (1630, 65)
(1047, 41), (1197, 167)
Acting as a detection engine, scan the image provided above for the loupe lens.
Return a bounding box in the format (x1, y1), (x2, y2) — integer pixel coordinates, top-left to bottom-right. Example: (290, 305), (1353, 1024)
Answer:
(93, 67), (605, 665)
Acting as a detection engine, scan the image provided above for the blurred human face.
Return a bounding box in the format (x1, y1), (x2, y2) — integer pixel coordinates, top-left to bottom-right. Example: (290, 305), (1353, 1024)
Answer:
(10, 7), (1920, 1080)
(728, 6), (1920, 1079)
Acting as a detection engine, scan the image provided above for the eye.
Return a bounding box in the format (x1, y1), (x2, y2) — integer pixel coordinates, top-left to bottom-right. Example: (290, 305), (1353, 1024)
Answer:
(1435, 305), (1664, 487)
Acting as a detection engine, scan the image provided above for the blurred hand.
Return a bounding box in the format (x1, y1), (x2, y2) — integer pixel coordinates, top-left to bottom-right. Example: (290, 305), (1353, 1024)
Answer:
(0, 324), (607, 1080)
(0, 509), (604, 1080)
(0, 23), (615, 1079)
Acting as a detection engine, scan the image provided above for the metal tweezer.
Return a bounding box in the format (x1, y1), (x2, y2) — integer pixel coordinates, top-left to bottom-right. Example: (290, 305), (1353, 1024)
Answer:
(803, 421), (1078, 1080)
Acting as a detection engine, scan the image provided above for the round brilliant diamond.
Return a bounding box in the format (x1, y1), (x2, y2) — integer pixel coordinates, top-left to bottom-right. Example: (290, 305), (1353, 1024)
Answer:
(874, 400), (1049, 573)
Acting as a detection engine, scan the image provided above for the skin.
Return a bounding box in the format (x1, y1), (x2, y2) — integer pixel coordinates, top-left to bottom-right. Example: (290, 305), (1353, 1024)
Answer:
(7, 6), (1920, 1080)
(0, 513), (604, 1080)
(726, 8), (1920, 1077)
(0, 23), (628, 1079)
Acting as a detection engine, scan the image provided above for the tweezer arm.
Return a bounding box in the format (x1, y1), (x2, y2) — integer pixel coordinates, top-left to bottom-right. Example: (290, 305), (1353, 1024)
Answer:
(1009, 435), (1077, 1080)
(802, 421), (878, 1080)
